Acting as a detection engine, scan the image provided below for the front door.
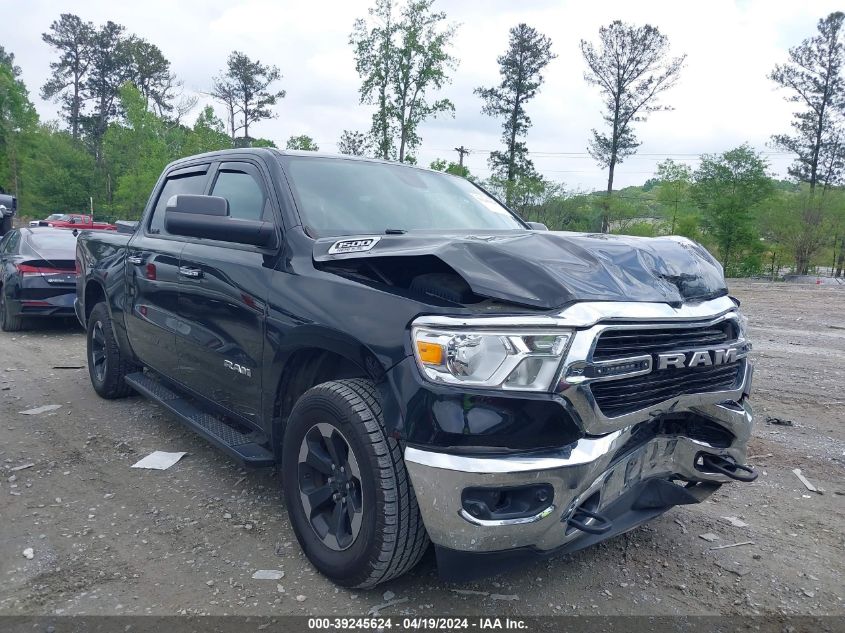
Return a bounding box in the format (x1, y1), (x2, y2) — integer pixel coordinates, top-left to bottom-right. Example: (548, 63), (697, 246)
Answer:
(175, 161), (277, 423)
(125, 164), (210, 374)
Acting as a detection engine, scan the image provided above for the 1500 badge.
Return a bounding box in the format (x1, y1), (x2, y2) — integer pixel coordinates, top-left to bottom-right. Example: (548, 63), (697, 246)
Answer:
(328, 236), (381, 254)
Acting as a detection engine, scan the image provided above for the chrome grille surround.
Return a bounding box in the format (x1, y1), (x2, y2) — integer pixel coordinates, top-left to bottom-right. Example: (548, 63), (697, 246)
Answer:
(412, 296), (751, 435)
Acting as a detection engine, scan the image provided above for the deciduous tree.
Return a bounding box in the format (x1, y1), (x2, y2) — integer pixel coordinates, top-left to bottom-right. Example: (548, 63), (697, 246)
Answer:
(692, 145), (773, 274)
(0, 56), (37, 201)
(475, 24), (555, 204)
(655, 159), (693, 234)
(351, 0), (457, 162)
(581, 21), (685, 232)
(286, 135), (319, 151)
(429, 157), (470, 178)
(337, 129), (369, 156)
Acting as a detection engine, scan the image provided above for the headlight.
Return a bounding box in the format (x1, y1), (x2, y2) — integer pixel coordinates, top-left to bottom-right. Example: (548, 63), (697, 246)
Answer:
(412, 326), (572, 391)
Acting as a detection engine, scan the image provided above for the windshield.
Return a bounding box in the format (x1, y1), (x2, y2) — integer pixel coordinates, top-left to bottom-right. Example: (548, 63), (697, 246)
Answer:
(283, 157), (524, 236)
(46, 214), (69, 221)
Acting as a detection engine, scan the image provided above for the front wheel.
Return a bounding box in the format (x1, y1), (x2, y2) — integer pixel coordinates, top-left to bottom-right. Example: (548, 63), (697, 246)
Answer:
(282, 379), (429, 588)
(86, 302), (136, 399)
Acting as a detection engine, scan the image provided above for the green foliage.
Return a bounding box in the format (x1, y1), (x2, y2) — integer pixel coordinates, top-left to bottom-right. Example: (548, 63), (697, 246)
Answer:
(655, 159), (693, 234)
(0, 58), (38, 204)
(249, 137), (277, 148)
(286, 135), (319, 151)
(0, 46), (22, 77)
(102, 84), (170, 218)
(351, 0), (457, 162)
(475, 24), (555, 198)
(180, 107), (232, 156)
(22, 124), (96, 213)
(338, 129), (369, 156)
(429, 157), (470, 178)
(692, 145), (774, 275)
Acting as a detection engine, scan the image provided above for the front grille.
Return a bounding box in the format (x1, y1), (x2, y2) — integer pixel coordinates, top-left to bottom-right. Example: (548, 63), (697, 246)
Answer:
(592, 321), (736, 361)
(591, 363), (742, 417)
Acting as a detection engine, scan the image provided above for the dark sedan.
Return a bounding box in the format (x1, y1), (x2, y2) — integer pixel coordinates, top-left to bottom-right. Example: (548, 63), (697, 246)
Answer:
(0, 227), (79, 331)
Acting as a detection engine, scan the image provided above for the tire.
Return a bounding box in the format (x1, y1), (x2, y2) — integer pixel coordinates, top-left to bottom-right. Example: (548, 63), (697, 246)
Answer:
(0, 287), (23, 332)
(86, 302), (136, 399)
(282, 378), (429, 588)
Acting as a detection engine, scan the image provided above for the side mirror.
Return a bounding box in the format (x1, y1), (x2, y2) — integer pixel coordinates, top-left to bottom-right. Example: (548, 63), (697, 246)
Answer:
(526, 222), (548, 231)
(164, 194), (276, 248)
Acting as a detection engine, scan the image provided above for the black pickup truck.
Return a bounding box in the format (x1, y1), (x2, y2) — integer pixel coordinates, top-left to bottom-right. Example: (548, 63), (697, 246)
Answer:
(76, 149), (756, 587)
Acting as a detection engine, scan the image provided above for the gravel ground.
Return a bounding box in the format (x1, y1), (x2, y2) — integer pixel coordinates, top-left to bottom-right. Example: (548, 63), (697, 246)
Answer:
(0, 280), (843, 616)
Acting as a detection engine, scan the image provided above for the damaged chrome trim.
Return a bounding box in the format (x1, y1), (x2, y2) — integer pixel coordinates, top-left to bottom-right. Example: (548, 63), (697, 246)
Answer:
(459, 504), (556, 527)
(405, 432), (623, 474)
(403, 399), (753, 553)
(412, 295), (738, 330)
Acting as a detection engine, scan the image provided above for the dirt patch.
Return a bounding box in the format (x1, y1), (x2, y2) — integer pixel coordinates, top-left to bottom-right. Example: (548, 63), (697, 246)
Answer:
(0, 281), (843, 616)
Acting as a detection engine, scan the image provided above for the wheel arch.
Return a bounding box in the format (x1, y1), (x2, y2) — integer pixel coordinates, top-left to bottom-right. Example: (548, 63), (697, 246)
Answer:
(83, 278), (108, 321)
(266, 327), (399, 455)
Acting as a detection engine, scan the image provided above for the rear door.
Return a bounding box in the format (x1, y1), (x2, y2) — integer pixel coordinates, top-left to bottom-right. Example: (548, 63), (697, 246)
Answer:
(175, 160), (278, 423)
(124, 163), (210, 374)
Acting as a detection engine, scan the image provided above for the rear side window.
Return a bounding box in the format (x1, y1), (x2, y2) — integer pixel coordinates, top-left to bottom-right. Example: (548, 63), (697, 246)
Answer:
(2, 231), (20, 254)
(210, 169), (267, 221)
(148, 169), (209, 235)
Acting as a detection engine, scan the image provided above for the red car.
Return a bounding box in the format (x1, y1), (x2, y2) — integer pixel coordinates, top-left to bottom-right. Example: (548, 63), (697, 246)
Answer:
(30, 214), (116, 231)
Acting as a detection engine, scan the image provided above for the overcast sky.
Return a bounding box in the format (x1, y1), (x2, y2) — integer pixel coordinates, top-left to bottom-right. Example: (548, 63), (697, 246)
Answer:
(3, 0), (841, 190)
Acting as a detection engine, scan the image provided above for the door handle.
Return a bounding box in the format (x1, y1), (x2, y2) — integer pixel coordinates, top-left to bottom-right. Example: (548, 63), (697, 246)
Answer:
(127, 254), (145, 265)
(178, 266), (203, 279)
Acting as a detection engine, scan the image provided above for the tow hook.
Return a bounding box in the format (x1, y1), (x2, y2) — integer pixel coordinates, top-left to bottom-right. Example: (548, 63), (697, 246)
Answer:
(698, 453), (758, 482)
(567, 507), (613, 535)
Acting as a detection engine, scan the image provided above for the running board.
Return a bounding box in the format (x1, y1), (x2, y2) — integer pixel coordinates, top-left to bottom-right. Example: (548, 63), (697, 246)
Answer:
(124, 372), (275, 467)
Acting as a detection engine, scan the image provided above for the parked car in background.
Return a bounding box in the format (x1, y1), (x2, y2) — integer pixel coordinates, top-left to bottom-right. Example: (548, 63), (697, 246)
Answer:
(0, 193), (16, 237)
(0, 227), (79, 331)
(30, 213), (116, 231)
(29, 213), (67, 226)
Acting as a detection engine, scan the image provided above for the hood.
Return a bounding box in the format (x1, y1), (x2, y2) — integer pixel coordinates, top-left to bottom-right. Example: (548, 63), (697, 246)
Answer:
(313, 230), (727, 310)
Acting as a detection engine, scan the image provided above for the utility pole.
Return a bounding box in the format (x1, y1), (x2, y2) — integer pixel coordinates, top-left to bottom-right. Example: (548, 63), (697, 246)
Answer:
(454, 145), (470, 167)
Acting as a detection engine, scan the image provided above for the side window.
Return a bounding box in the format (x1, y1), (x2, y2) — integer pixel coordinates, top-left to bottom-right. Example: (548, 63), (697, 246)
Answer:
(3, 232), (20, 254)
(211, 169), (266, 221)
(0, 233), (11, 253)
(148, 169), (209, 235)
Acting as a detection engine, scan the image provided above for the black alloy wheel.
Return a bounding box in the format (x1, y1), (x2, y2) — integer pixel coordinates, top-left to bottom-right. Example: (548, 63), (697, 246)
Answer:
(90, 320), (108, 383)
(281, 379), (429, 588)
(297, 422), (364, 551)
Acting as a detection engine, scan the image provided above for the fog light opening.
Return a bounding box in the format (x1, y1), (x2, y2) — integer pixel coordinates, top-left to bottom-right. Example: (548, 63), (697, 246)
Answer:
(460, 484), (554, 523)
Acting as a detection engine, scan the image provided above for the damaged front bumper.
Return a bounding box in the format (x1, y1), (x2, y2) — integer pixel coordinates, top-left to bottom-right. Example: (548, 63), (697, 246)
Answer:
(404, 394), (754, 580)
(401, 295), (757, 579)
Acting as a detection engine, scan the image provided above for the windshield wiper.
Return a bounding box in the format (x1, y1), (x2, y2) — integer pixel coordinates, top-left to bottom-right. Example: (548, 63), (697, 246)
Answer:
(384, 228), (406, 235)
